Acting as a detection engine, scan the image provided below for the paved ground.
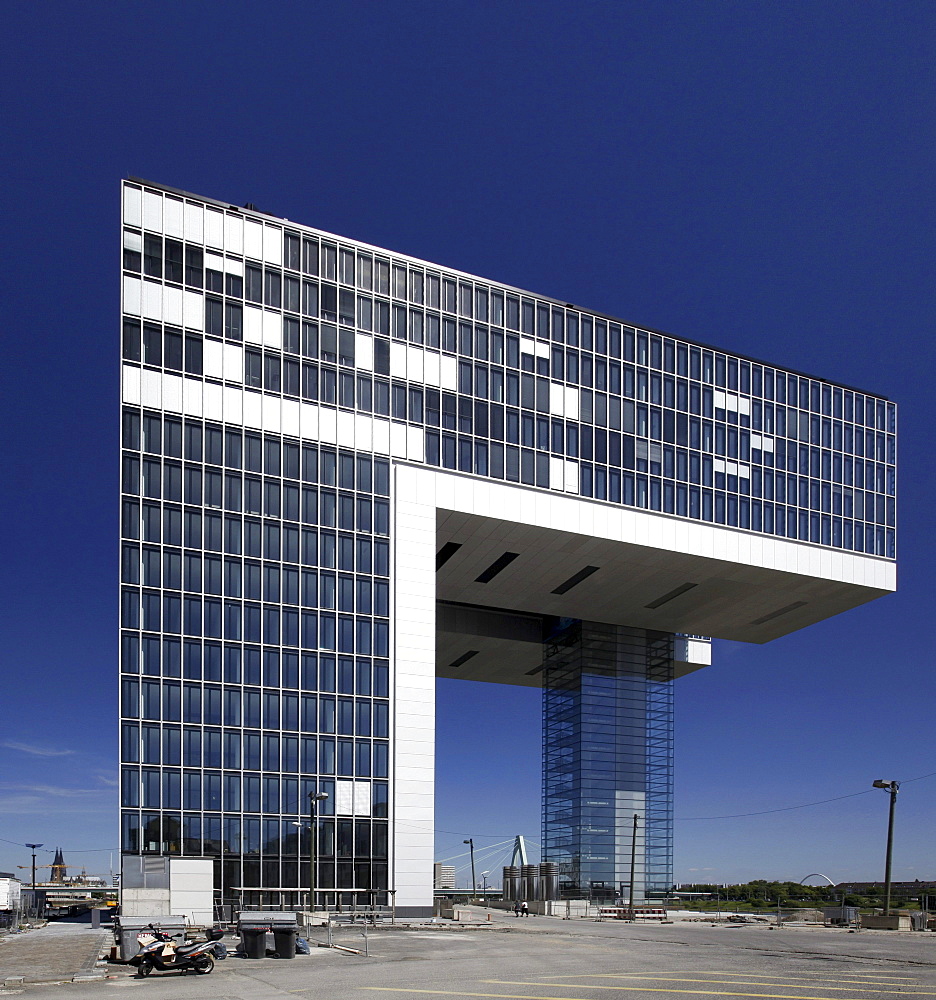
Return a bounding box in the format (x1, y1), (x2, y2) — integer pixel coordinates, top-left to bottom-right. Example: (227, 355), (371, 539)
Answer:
(0, 922), (109, 985)
(2, 908), (935, 1000)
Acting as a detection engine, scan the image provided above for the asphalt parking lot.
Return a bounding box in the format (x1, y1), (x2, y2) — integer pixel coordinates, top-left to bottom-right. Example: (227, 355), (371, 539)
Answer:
(3, 910), (935, 1000)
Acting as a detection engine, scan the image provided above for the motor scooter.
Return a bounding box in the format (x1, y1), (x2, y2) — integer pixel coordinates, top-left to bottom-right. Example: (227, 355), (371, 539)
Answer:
(130, 925), (219, 977)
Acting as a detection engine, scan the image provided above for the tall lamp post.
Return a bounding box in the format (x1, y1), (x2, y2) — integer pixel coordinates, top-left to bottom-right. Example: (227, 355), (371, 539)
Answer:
(25, 844), (43, 918)
(308, 792), (329, 914)
(463, 839), (476, 897)
(480, 871), (490, 894)
(872, 780), (899, 916)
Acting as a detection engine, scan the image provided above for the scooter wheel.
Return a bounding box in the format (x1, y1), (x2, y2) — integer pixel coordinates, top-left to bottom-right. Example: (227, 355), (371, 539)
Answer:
(193, 955), (214, 975)
(136, 961), (153, 977)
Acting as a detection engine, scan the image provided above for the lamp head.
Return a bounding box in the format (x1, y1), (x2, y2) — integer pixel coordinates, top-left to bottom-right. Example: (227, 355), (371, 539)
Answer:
(873, 779), (899, 791)
(311, 791), (329, 802)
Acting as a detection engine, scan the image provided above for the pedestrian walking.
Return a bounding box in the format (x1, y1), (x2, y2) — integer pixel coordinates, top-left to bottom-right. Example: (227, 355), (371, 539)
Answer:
(520, 901), (529, 917)
(513, 901), (521, 917)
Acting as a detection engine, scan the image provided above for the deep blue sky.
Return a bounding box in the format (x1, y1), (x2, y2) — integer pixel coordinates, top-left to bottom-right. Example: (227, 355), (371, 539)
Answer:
(2, 1), (934, 887)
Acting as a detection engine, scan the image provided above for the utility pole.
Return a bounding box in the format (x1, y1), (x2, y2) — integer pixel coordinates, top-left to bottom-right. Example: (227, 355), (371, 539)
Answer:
(872, 780), (900, 917)
(25, 844), (43, 919)
(463, 839), (476, 895)
(627, 814), (638, 920)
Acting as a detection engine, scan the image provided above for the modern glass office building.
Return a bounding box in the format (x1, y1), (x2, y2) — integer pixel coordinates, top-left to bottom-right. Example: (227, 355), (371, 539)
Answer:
(119, 179), (896, 915)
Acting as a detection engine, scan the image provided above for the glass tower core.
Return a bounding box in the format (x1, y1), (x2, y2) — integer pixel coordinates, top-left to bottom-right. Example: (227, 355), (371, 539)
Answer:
(119, 179), (896, 916)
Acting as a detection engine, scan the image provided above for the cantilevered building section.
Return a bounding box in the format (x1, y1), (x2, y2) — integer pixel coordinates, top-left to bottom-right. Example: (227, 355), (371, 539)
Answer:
(118, 179), (896, 916)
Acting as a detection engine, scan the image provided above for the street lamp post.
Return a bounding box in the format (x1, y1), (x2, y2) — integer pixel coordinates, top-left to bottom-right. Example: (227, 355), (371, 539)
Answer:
(463, 839), (476, 897)
(308, 792), (329, 914)
(872, 779), (900, 916)
(480, 871), (490, 894)
(25, 844), (43, 918)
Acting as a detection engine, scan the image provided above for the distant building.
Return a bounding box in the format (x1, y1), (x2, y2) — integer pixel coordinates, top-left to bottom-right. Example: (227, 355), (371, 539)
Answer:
(835, 880), (936, 895)
(434, 864), (456, 890)
(50, 848), (67, 883)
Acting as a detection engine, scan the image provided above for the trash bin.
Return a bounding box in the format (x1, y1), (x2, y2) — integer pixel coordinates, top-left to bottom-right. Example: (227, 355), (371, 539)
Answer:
(237, 911), (298, 960)
(273, 924), (298, 959)
(241, 926), (268, 959)
(114, 916), (187, 961)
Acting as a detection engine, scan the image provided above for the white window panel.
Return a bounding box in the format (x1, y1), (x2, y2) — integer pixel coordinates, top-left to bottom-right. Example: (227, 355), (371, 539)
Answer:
(335, 780), (354, 816)
(520, 335), (535, 353)
(439, 355), (457, 391)
(390, 342), (407, 378)
(224, 256), (244, 277)
(407, 426), (425, 462)
(300, 402), (319, 439)
(372, 417), (391, 454)
(263, 224), (282, 265)
(142, 190), (162, 232)
(262, 394), (281, 433)
(761, 435), (775, 452)
(738, 463), (751, 479)
(713, 458), (726, 473)
(123, 276), (142, 316)
(244, 219), (263, 260)
(123, 185), (142, 228)
(140, 369), (162, 409)
(738, 395), (751, 416)
(751, 433), (762, 450)
(407, 345), (425, 383)
(123, 230), (142, 251)
(242, 390), (262, 430)
(355, 333), (374, 371)
(224, 214), (244, 255)
(184, 202), (204, 243)
(549, 456), (565, 491)
(282, 398), (301, 436)
(142, 281), (163, 321)
(564, 386), (580, 420)
(204, 382), (223, 422)
(205, 251), (224, 271)
(534, 340), (550, 359)
(422, 351), (440, 386)
(318, 407), (338, 444)
(122, 364), (141, 405)
(223, 344), (244, 383)
(162, 374), (183, 414)
(183, 377), (203, 417)
(262, 310), (281, 348)
(164, 197), (184, 238)
(183, 291), (204, 332)
(354, 413), (374, 451)
(205, 207), (224, 249)
(549, 383), (565, 416)
(353, 782), (372, 817)
(390, 422), (408, 458)
(714, 390), (727, 410)
(203, 340), (224, 380)
(563, 459), (580, 494)
(163, 286), (183, 327)
(243, 305), (263, 344)
(223, 386), (243, 424)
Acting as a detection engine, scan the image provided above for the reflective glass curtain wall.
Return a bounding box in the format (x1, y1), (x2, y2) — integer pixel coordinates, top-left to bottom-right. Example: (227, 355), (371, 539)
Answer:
(542, 622), (675, 901)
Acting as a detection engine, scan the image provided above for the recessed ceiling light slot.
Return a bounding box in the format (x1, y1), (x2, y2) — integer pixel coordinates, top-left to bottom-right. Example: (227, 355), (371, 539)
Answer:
(475, 551), (519, 584)
(750, 601), (806, 625)
(551, 565), (600, 595)
(449, 650), (479, 668)
(645, 582), (697, 609)
(436, 542), (462, 570)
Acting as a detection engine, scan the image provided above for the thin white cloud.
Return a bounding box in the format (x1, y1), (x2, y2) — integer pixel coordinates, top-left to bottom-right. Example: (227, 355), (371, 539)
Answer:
(2, 741), (75, 758)
(0, 784), (109, 799)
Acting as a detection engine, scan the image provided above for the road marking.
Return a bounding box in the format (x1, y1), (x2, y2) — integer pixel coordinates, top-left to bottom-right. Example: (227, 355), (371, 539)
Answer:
(542, 975), (934, 994)
(484, 981), (922, 1000)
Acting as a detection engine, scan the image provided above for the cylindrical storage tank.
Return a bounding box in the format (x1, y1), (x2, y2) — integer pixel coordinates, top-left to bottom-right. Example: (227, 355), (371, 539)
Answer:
(502, 866), (520, 901)
(538, 862), (559, 901)
(520, 864), (539, 902)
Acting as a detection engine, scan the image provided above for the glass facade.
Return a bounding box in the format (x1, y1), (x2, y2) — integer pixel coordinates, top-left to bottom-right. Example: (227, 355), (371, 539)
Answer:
(119, 180), (896, 908)
(542, 622), (674, 901)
